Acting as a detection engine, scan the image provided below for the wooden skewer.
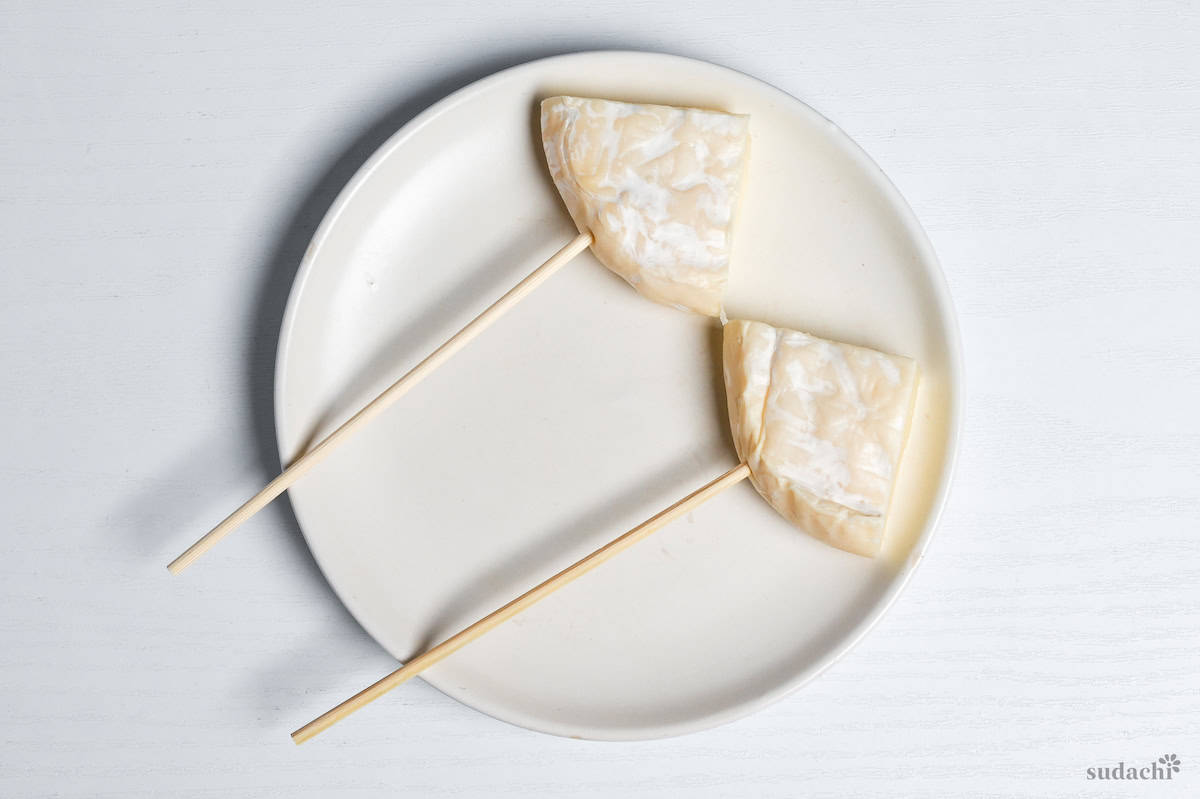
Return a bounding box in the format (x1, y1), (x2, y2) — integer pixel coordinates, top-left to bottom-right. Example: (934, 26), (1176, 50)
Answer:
(168, 232), (593, 575)
(291, 461), (751, 744)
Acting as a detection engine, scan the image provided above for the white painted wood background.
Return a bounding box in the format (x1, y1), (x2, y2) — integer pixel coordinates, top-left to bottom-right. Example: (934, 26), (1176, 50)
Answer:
(2, 1), (1197, 796)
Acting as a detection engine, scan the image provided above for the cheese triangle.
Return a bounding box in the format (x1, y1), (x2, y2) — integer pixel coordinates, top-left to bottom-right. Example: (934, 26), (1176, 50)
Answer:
(541, 96), (749, 316)
(724, 319), (920, 556)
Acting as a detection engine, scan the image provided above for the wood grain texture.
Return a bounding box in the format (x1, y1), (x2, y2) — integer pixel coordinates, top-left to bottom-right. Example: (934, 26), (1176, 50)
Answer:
(0, 1), (1197, 796)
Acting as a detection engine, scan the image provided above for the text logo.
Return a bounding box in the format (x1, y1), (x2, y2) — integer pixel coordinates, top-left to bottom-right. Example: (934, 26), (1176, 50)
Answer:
(1086, 753), (1181, 781)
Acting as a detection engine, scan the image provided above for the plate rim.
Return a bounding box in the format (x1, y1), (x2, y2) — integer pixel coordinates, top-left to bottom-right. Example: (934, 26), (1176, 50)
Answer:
(274, 49), (964, 741)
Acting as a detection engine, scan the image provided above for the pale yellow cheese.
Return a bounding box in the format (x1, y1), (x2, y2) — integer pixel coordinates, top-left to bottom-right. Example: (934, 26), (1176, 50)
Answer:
(540, 96), (750, 316)
(723, 320), (920, 556)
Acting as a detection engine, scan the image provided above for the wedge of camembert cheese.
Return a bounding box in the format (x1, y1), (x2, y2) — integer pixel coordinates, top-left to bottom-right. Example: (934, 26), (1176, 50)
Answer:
(540, 96), (750, 317)
(723, 319), (920, 556)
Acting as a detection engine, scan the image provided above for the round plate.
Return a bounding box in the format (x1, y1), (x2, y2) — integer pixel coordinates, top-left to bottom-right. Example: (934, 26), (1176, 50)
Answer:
(276, 51), (962, 740)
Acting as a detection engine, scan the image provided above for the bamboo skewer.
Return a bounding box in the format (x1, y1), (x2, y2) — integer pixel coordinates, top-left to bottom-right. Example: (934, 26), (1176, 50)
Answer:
(291, 462), (751, 744)
(168, 232), (594, 575)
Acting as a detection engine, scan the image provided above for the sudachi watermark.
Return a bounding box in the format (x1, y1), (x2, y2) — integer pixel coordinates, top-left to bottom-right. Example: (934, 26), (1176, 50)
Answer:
(1086, 753), (1181, 781)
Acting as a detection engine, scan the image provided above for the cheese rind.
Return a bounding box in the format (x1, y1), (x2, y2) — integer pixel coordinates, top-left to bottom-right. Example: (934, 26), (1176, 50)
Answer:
(540, 96), (750, 316)
(723, 319), (920, 556)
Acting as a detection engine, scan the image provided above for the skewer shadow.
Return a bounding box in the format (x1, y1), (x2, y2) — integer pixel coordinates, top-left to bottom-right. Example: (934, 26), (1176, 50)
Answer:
(286, 225), (554, 458)
(247, 44), (625, 604)
(403, 452), (711, 658)
(243, 41), (724, 718)
(114, 436), (255, 562)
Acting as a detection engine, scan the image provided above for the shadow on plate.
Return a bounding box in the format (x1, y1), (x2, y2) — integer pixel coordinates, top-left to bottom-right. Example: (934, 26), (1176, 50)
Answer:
(286, 223), (555, 458)
(248, 41), (682, 615)
(402, 451), (714, 659)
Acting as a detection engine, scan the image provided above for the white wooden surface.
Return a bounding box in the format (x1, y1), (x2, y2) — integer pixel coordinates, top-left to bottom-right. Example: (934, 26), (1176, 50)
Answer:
(2, 2), (1197, 796)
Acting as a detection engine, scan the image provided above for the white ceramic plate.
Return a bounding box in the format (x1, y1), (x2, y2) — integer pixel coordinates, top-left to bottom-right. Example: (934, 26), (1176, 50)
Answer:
(276, 51), (962, 740)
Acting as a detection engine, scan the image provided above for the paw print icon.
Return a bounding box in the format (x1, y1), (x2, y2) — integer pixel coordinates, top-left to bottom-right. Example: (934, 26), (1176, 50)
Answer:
(1158, 754), (1181, 773)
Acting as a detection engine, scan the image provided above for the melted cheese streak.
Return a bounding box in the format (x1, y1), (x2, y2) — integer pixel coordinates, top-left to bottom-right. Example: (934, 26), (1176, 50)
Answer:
(724, 320), (920, 556)
(541, 96), (750, 317)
